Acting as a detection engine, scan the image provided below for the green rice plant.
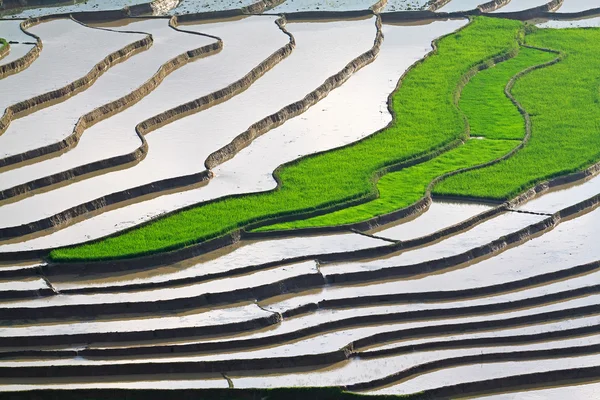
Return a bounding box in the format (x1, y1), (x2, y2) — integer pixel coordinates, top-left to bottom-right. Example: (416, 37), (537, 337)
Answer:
(50, 17), (524, 261)
(435, 27), (600, 200)
(256, 139), (518, 230)
(256, 47), (555, 231)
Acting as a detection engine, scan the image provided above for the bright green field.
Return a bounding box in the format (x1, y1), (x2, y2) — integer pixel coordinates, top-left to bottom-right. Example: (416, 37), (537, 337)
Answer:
(257, 46), (555, 231)
(435, 27), (600, 200)
(256, 139), (517, 231)
(50, 17), (523, 261)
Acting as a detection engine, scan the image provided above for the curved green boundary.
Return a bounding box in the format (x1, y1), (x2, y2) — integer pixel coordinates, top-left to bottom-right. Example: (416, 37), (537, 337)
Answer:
(50, 17), (524, 261)
(256, 45), (556, 231)
(435, 26), (600, 200)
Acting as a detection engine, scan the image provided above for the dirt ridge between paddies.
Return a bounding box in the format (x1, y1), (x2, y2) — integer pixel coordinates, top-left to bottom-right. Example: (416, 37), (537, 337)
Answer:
(0, 16), (224, 197)
(0, 18), (42, 79)
(5, 299), (600, 373)
(44, 17), (525, 262)
(0, 15), (382, 243)
(2, 285), (600, 374)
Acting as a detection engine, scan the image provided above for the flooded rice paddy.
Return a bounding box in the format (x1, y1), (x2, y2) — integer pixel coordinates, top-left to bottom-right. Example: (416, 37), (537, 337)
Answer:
(0, 4), (598, 396)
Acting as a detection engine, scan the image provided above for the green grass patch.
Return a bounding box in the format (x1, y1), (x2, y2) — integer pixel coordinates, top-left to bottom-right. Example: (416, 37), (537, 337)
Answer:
(0, 38), (7, 49)
(256, 139), (518, 231)
(50, 17), (524, 261)
(459, 46), (555, 140)
(434, 27), (600, 200)
(255, 46), (556, 231)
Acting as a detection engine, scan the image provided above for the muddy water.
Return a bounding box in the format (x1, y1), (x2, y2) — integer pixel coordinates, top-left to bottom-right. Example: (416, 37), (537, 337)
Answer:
(0, 277), (46, 291)
(263, 206), (600, 313)
(538, 16), (600, 27)
(0, 303), (270, 337)
(0, 17), (377, 229)
(0, 19), (468, 251)
(384, 0), (431, 11)
(476, 382), (600, 399)
(0, 20), (31, 42)
(0, 375), (228, 390)
(372, 314), (600, 351)
(167, 0), (256, 14)
(92, 294), (600, 358)
(0, 43), (34, 66)
(0, 20), (34, 67)
(0, 19), (143, 112)
(1, 0), (157, 18)
(437, 0), (487, 12)
(49, 233), (383, 292)
(373, 201), (492, 240)
(231, 335), (600, 388)
(518, 173), (600, 213)
(321, 212), (544, 275)
(556, 0), (600, 12)
(372, 353), (600, 395)
(270, 0), (378, 12)
(493, 0), (554, 12)
(0, 19), (210, 160)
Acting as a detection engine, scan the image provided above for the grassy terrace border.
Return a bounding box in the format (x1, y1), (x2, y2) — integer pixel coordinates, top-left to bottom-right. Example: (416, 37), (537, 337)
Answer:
(255, 45), (558, 231)
(434, 26), (600, 201)
(0, 38), (8, 60)
(49, 17), (525, 261)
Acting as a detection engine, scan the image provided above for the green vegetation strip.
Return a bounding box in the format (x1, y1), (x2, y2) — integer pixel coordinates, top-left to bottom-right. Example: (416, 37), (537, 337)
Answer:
(257, 46), (556, 231)
(435, 27), (600, 200)
(50, 17), (524, 261)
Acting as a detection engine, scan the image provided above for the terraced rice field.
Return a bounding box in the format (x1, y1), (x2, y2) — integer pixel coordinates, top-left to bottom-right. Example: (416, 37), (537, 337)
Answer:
(1, 0), (600, 399)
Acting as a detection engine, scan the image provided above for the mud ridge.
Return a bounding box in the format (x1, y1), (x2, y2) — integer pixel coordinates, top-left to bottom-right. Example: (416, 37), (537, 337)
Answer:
(6, 292), (600, 363)
(0, 18), (42, 79)
(346, 343), (600, 391)
(478, 0), (511, 13)
(204, 15), (384, 169)
(0, 16), (223, 196)
(409, 365), (600, 399)
(0, 312), (282, 348)
(1, 276), (599, 348)
(2, 318), (599, 376)
(0, 16), (152, 146)
(0, 271), (325, 320)
(167, 0), (285, 23)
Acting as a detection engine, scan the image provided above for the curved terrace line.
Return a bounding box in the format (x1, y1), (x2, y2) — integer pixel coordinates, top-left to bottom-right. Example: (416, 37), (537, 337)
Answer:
(3, 315), (599, 374)
(0, 18), (43, 79)
(1, 262), (598, 346)
(2, 291), (598, 367)
(0, 340), (597, 382)
(0, 16), (224, 193)
(346, 343), (600, 391)
(0, 15), (382, 243)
